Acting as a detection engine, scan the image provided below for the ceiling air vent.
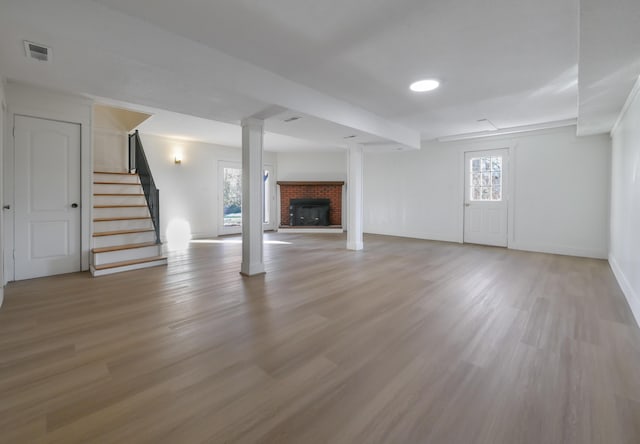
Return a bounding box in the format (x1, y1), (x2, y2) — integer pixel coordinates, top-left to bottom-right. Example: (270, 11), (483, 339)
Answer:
(283, 116), (301, 123)
(24, 41), (52, 62)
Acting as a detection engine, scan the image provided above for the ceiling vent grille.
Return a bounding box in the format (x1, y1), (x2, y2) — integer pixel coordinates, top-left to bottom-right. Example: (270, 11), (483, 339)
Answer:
(24, 41), (52, 62)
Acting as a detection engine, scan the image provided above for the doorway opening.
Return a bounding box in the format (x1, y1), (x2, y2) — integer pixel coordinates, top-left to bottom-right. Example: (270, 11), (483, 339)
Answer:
(218, 161), (275, 235)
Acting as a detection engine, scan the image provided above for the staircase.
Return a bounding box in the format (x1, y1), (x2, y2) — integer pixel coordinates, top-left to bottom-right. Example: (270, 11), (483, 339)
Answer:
(90, 171), (167, 276)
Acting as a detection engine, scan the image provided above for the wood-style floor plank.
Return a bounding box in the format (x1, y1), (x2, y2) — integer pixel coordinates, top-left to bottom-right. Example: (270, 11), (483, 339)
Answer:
(0, 233), (639, 443)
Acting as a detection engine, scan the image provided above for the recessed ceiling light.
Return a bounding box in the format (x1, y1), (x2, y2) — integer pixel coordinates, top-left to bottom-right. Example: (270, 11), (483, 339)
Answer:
(409, 79), (440, 92)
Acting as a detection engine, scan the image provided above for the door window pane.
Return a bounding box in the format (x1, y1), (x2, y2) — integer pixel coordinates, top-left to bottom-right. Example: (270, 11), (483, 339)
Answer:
(469, 156), (503, 201)
(263, 170), (270, 224)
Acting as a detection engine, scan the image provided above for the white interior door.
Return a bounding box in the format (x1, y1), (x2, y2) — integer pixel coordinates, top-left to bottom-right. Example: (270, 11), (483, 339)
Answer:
(13, 116), (81, 280)
(464, 149), (508, 247)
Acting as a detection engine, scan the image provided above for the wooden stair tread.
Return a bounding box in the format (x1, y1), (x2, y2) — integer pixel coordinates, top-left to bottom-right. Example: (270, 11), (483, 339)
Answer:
(93, 181), (141, 185)
(94, 193), (145, 196)
(93, 256), (166, 271)
(94, 205), (147, 208)
(93, 228), (154, 237)
(94, 171), (136, 175)
(94, 216), (151, 222)
(92, 242), (158, 254)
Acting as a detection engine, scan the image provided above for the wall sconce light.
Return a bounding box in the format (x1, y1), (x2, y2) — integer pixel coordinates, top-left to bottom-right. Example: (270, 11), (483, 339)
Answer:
(174, 154), (182, 164)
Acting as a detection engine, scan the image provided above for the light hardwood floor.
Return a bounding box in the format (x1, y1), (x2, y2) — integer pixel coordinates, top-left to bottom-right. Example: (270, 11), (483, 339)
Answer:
(1, 233), (639, 443)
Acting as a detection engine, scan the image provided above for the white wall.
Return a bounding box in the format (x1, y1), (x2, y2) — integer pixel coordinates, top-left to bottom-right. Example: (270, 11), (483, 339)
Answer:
(93, 106), (128, 172)
(141, 133), (277, 240)
(276, 151), (346, 181)
(610, 79), (640, 324)
(3, 82), (93, 277)
(364, 126), (611, 258)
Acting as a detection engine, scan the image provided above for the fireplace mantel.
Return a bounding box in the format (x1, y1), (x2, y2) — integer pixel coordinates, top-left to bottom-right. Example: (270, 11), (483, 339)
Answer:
(277, 181), (345, 186)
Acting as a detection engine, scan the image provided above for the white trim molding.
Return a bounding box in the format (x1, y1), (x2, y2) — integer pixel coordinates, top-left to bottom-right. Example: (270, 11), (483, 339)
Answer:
(609, 254), (640, 327)
(611, 75), (640, 137)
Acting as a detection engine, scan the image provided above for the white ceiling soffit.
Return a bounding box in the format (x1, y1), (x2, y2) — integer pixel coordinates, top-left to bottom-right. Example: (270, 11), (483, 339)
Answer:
(0, 0), (419, 149)
(577, 0), (640, 135)
(93, 97), (347, 152)
(92, 95), (383, 151)
(138, 110), (351, 152)
(92, 0), (580, 141)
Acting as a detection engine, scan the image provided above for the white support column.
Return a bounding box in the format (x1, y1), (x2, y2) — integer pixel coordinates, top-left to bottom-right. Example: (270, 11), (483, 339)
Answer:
(347, 144), (364, 251)
(240, 118), (265, 276)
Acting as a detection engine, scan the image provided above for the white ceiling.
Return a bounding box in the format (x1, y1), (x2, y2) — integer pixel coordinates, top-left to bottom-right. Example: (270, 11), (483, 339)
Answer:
(577, 0), (640, 135)
(92, 0), (581, 140)
(0, 0), (638, 146)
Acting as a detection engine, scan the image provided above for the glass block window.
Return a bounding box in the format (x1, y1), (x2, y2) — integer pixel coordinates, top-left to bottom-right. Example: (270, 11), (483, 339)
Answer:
(470, 156), (502, 201)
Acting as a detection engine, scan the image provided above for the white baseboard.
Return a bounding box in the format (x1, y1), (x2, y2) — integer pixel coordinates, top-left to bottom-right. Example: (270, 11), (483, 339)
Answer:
(609, 254), (640, 327)
(508, 241), (607, 259)
(363, 228), (461, 244)
(278, 227), (344, 234)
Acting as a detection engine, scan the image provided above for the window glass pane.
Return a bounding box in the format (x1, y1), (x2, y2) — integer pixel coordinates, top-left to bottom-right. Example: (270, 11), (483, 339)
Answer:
(263, 170), (270, 224)
(223, 167), (242, 227)
(492, 172), (501, 187)
(469, 155), (505, 202)
(492, 186), (502, 201)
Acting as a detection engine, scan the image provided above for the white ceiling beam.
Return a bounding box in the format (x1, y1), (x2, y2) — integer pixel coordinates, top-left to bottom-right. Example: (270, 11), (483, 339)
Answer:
(0, 0), (420, 149)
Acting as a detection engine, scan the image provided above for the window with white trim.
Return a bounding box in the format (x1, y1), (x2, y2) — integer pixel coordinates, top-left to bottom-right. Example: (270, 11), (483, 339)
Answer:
(470, 156), (502, 201)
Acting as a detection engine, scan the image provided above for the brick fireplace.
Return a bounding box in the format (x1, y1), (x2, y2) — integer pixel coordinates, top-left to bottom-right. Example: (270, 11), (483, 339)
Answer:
(278, 181), (344, 227)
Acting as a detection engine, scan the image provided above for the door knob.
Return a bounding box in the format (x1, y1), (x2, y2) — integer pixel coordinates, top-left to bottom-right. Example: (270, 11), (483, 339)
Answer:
(464, 203), (470, 207)
(2, 205), (10, 210)
(71, 203), (79, 208)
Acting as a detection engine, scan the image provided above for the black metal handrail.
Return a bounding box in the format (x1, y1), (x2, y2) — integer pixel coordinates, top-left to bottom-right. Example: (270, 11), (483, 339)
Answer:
(129, 130), (160, 244)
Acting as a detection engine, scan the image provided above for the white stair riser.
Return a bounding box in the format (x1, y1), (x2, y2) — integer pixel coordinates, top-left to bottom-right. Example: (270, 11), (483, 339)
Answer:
(93, 219), (154, 232)
(94, 184), (143, 194)
(93, 231), (156, 248)
(92, 244), (162, 266)
(93, 207), (150, 219)
(91, 258), (168, 277)
(93, 173), (139, 184)
(94, 195), (147, 206)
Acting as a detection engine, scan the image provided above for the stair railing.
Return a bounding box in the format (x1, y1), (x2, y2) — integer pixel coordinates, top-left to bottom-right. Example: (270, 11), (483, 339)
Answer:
(129, 130), (160, 244)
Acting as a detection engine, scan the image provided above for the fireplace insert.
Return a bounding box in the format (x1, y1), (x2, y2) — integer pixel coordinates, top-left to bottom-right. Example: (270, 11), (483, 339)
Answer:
(289, 199), (330, 226)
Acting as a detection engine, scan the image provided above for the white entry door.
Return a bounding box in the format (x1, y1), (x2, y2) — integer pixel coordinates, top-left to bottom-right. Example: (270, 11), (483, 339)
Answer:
(463, 149), (508, 247)
(13, 116), (81, 280)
